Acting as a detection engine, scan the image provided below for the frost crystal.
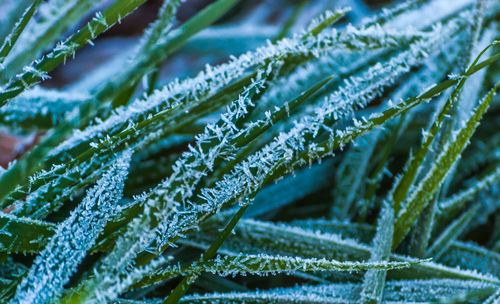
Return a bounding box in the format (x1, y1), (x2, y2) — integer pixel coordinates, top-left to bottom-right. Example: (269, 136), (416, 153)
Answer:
(10, 150), (132, 304)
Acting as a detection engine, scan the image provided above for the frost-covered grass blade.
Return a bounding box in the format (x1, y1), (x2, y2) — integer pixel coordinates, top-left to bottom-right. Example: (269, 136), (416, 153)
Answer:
(0, 0), (499, 303)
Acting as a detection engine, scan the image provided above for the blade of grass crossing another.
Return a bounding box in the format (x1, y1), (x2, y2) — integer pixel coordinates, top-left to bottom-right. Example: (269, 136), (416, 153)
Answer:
(390, 41), (500, 212)
(0, 0), (150, 106)
(163, 205), (250, 304)
(393, 80), (500, 249)
(361, 203), (394, 304)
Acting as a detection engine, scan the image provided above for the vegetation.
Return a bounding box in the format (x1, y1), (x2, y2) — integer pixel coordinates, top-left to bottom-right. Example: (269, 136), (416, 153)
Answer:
(0, 0), (500, 303)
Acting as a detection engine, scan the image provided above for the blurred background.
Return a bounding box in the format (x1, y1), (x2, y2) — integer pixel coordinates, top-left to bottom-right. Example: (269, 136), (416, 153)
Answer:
(46, 0), (394, 88)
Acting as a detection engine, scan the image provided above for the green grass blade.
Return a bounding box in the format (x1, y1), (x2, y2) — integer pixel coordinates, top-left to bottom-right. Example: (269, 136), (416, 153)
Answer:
(0, 0), (102, 82)
(407, 194), (438, 258)
(0, 0), (42, 64)
(438, 165), (500, 221)
(303, 8), (351, 39)
(393, 81), (500, 249)
(483, 288), (500, 304)
(0, 0), (149, 106)
(360, 203), (394, 304)
(0, 120), (79, 204)
(100, 0), (242, 105)
(162, 205), (249, 304)
(390, 41), (500, 211)
(425, 204), (479, 259)
(331, 131), (380, 220)
(186, 219), (500, 284)
(0, 213), (55, 254)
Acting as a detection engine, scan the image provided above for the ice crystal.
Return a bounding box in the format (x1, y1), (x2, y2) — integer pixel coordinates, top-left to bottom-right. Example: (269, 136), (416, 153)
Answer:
(10, 150), (132, 304)
(0, 0), (499, 303)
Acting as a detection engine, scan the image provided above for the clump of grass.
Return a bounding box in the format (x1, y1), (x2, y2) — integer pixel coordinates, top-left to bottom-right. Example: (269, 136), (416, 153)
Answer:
(0, 0), (500, 303)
